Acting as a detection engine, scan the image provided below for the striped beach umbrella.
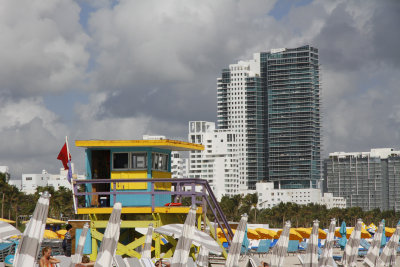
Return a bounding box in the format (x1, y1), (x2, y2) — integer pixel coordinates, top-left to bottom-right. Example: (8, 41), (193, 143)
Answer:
(94, 202), (122, 267)
(319, 218), (336, 267)
(377, 223), (400, 267)
(171, 205), (197, 267)
(70, 222), (89, 267)
(270, 221), (291, 267)
(225, 213), (248, 267)
(0, 221), (21, 240)
(303, 220), (319, 267)
(13, 191), (51, 267)
(341, 219), (362, 267)
(155, 224), (222, 254)
(196, 228), (210, 267)
(141, 223), (154, 259)
(363, 220), (384, 267)
(196, 245), (209, 267)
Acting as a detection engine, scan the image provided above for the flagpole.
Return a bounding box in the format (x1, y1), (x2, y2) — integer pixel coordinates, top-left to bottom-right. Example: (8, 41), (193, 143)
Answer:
(66, 136), (78, 214)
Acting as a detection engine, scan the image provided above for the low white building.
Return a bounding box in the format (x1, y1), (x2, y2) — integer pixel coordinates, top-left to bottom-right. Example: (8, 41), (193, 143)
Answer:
(253, 182), (346, 209)
(0, 166), (10, 181)
(20, 168), (74, 194)
(188, 121), (239, 200)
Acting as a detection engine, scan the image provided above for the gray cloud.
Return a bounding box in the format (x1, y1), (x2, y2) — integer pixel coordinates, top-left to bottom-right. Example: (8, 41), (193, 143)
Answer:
(1, 0), (400, 179)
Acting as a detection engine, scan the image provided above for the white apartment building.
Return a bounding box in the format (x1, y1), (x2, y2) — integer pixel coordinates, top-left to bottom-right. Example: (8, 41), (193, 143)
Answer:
(20, 168), (73, 194)
(0, 166), (10, 181)
(171, 151), (184, 178)
(253, 182), (346, 209)
(217, 55), (265, 190)
(188, 121), (239, 200)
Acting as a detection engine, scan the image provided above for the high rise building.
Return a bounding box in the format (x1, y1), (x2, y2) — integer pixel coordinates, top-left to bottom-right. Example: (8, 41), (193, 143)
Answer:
(324, 148), (400, 211)
(217, 45), (321, 189)
(188, 121), (239, 200)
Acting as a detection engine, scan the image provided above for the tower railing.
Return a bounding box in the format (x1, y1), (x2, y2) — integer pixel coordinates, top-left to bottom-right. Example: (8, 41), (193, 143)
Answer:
(72, 178), (234, 246)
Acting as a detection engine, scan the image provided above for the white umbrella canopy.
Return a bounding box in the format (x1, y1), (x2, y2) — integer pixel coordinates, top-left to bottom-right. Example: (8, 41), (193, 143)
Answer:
(171, 205), (197, 267)
(270, 221), (291, 267)
(94, 202), (122, 267)
(155, 224), (222, 254)
(319, 218), (336, 267)
(342, 219), (363, 267)
(141, 223), (154, 259)
(13, 191), (50, 267)
(303, 220), (319, 267)
(196, 245), (210, 267)
(363, 220), (385, 267)
(0, 221), (21, 241)
(225, 214), (248, 267)
(70, 222), (90, 267)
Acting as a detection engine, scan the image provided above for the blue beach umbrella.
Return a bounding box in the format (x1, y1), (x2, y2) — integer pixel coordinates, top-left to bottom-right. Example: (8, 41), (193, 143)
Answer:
(338, 221), (347, 250)
(381, 219), (386, 247)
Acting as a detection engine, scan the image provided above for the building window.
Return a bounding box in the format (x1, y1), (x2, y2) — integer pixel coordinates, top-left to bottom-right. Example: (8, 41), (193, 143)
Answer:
(132, 153), (147, 169)
(152, 153), (169, 171)
(25, 177), (32, 181)
(113, 153), (129, 169)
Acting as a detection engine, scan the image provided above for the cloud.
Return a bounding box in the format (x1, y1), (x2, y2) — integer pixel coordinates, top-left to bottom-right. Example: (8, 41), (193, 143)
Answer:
(0, 0), (90, 98)
(1, 0), (400, 179)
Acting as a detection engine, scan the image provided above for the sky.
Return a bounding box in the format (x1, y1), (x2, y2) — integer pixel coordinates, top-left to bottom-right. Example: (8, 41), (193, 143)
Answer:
(0, 0), (399, 178)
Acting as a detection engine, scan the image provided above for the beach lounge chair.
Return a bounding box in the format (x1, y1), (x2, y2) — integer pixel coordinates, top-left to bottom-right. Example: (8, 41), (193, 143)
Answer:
(114, 255), (127, 267)
(299, 241), (307, 252)
(124, 257), (142, 267)
(359, 239), (370, 250)
(0, 242), (14, 262)
(287, 240), (299, 254)
(246, 255), (261, 267)
(251, 239), (271, 257)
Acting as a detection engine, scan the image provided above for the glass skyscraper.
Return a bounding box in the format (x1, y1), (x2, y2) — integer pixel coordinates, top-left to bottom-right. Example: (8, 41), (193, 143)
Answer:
(217, 45), (321, 190)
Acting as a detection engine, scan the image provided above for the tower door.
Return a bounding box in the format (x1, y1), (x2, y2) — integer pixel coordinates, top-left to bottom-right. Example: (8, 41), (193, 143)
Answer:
(91, 150), (110, 207)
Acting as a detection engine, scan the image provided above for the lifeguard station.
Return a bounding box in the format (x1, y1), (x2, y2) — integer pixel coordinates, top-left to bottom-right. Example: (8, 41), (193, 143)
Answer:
(72, 139), (234, 260)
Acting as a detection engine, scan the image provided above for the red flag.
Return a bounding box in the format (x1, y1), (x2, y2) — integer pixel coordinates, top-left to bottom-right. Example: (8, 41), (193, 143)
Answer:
(57, 143), (71, 170)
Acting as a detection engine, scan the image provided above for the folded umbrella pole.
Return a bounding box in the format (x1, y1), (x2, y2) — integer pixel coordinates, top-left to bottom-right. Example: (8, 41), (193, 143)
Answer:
(94, 202), (122, 267)
(270, 221), (291, 267)
(303, 220), (319, 267)
(225, 214), (248, 267)
(171, 205), (197, 267)
(13, 191), (51, 267)
(319, 218), (336, 267)
(342, 219), (362, 267)
(71, 222), (90, 267)
(363, 220), (384, 267)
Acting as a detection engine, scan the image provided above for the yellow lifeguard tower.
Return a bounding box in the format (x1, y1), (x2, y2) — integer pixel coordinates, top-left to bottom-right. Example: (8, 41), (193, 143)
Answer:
(72, 139), (233, 260)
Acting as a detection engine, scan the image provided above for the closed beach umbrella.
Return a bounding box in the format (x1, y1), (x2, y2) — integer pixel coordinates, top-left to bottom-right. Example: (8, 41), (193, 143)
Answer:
(196, 228), (210, 267)
(225, 213), (248, 267)
(381, 221), (386, 247)
(0, 221), (21, 240)
(377, 222), (400, 267)
(303, 220), (319, 267)
(94, 202), (122, 267)
(270, 221), (291, 267)
(319, 218), (336, 267)
(71, 222), (89, 267)
(341, 219), (362, 267)
(142, 223), (154, 259)
(338, 221), (347, 249)
(156, 224), (222, 254)
(14, 191), (51, 267)
(171, 205), (197, 267)
(196, 245), (209, 267)
(363, 220), (385, 267)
